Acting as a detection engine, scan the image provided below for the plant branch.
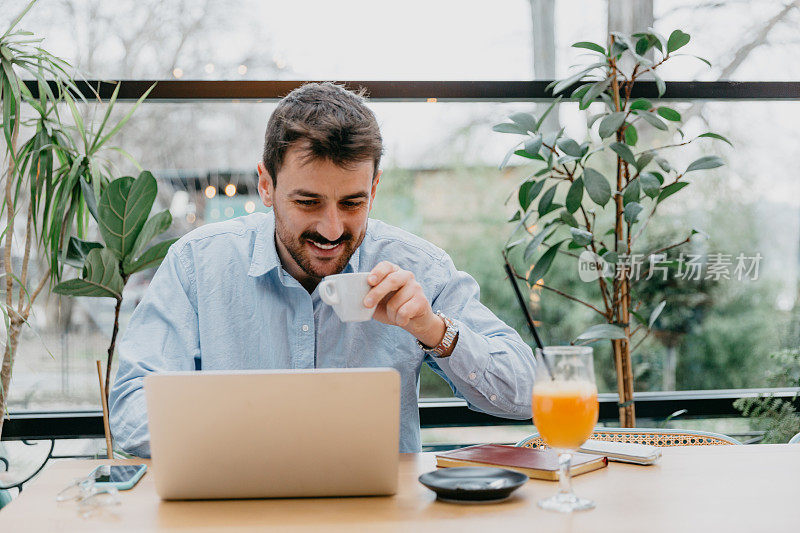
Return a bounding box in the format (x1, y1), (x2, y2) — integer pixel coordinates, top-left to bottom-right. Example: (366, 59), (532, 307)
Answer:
(532, 280), (607, 317)
(579, 205), (613, 315)
(22, 267), (52, 318)
(17, 203), (33, 315)
(631, 328), (654, 354)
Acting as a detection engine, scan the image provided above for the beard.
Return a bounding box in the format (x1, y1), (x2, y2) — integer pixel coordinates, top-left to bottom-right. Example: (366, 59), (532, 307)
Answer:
(273, 209), (366, 281)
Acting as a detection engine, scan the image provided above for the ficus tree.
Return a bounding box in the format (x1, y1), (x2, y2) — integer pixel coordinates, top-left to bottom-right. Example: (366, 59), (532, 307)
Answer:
(0, 0), (151, 438)
(496, 28), (731, 426)
(53, 170), (177, 407)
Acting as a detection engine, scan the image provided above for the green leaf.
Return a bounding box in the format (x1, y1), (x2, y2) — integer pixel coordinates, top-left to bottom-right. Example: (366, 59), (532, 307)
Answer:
(579, 77), (612, 110)
(635, 37), (649, 56)
(572, 41), (606, 54)
(565, 177), (584, 213)
(610, 40), (628, 57)
(514, 149), (544, 161)
(635, 152), (655, 172)
(79, 177), (100, 222)
(652, 70), (666, 97)
(557, 211), (577, 228)
(98, 171), (158, 260)
(571, 83), (591, 100)
(528, 240), (565, 284)
(509, 112), (538, 133)
(64, 237), (103, 269)
(624, 123), (638, 146)
(556, 138), (582, 158)
(128, 210), (172, 262)
(507, 210), (521, 223)
(623, 179), (640, 205)
(667, 30), (690, 53)
(1, 0), (37, 40)
(602, 251), (619, 264)
(551, 66), (603, 96)
(610, 142), (637, 166)
(493, 123), (529, 135)
(657, 107), (681, 121)
(123, 238), (177, 275)
(631, 311), (648, 326)
(499, 142), (521, 169)
(505, 238), (525, 251)
(698, 132), (733, 147)
(649, 300), (666, 329)
(685, 155), (724, 173)
(639, 172), (661, 198)
(524, 134), (543, 156)
(629, 99), (652, 111)
(598, 112), (627, 139)
(570, 227), (592, 246)
(582, 168), (611, 207)
(655, 157), (672, 172)
(538, 184), (559, 216)
(575, 323), (627, 342)
(635, 110), (668, 130)
(624, 202), (644, 225)
(657, 181), (689, 203)
(92, 82), (157, 152)
(519, 179), (545, 211)
(53, 248), (123, 299)
(535, 96), (562, 130)
(524, 225), (556, 261)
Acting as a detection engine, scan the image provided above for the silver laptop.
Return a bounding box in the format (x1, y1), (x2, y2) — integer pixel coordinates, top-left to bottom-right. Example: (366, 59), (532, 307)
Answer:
(143, 368), (400, 500)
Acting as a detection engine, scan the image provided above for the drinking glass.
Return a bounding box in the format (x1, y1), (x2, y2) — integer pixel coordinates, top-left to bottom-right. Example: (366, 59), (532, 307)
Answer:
(531, 346), (599, 513)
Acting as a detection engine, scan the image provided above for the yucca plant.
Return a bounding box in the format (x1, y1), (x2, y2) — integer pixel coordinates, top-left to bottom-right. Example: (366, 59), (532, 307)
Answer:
(53, 171), (177, 406)
(0, 0), (151, 437)
(495, 28), (731, 426)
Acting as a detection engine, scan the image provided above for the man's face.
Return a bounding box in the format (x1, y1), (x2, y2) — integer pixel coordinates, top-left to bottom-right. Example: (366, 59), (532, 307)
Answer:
(257, 145), (380, 284)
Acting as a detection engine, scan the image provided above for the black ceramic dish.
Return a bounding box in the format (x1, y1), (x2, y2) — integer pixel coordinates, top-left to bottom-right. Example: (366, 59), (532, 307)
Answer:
(418, 467), (528, 503)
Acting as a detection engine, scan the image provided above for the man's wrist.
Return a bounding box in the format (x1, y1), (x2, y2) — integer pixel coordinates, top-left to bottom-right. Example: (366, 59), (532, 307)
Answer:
(412, 311), (446, 348)
(415, 311), (459, 358)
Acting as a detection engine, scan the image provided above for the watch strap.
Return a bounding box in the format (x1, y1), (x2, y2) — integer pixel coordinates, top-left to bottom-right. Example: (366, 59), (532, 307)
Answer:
(417, 311), (458, 358)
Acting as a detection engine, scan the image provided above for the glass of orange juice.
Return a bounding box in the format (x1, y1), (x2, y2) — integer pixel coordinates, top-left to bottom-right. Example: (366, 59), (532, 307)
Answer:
(531, 346), (599, 513)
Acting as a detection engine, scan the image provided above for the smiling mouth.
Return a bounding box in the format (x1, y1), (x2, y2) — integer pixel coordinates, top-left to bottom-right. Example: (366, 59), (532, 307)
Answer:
(307, 239), (344, 254)
(310, 240), (340, 250)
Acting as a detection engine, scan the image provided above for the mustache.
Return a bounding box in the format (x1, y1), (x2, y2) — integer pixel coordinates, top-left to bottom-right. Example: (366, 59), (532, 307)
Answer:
(301, 231), (353, 246)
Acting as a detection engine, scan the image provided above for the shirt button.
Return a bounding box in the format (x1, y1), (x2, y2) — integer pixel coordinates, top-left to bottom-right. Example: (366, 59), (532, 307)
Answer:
(490, 394), (497, 402)
(301, 324), (310, 332)
(468, 372), (477, 381)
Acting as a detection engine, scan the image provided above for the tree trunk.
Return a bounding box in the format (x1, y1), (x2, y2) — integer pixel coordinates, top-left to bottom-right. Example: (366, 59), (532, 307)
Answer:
(610, 45), (636, 428)
(529, 0), (560, 130)
(0, 318), (23, 439)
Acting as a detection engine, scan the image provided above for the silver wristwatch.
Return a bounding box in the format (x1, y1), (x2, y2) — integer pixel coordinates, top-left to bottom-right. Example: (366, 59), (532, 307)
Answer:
(417, 311), (459, 358)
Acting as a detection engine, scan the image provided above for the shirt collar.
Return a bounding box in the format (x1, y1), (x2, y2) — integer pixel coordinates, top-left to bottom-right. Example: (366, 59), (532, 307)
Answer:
(248, 211), (364, 279)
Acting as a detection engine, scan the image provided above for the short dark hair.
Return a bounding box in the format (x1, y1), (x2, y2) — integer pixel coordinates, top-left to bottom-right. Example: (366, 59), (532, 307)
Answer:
(262, 82), (383, 186)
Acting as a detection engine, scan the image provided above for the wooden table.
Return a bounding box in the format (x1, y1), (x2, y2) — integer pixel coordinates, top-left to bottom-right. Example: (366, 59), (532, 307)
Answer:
(2, 445), (799, 532)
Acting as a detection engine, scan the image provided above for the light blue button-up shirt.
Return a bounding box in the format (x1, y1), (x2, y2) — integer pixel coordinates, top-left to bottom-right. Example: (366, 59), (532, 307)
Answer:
(110, 212), (536, 455)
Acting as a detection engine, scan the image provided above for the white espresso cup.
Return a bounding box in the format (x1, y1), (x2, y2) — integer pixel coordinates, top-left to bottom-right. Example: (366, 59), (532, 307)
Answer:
(318, 272), (376, 322)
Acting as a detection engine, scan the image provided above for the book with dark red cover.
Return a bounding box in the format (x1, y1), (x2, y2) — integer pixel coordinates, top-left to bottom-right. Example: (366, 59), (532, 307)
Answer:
(435, 444), (608, 481)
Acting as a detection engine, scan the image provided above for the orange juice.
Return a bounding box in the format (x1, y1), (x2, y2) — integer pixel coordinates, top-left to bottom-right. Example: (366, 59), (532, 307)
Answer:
(532, 381), (599, 450)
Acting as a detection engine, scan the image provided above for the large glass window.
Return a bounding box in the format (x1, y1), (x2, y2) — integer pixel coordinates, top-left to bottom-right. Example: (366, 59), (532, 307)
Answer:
(3, 1), (799, 420)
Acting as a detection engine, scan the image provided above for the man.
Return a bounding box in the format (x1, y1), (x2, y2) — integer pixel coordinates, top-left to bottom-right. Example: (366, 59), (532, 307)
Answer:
(110, 82), (536, 456)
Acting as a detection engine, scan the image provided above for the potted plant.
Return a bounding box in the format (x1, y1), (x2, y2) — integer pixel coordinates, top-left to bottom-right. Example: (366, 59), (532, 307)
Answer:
(0, 0), (151, 439)
(495, 28), (730, 426)
(53, 171), (177, 453)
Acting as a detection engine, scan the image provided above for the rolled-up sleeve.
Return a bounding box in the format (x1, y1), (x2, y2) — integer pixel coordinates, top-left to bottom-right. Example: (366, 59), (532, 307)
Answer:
(425, 254), (536, 419)
(109, 243), (200, 457)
